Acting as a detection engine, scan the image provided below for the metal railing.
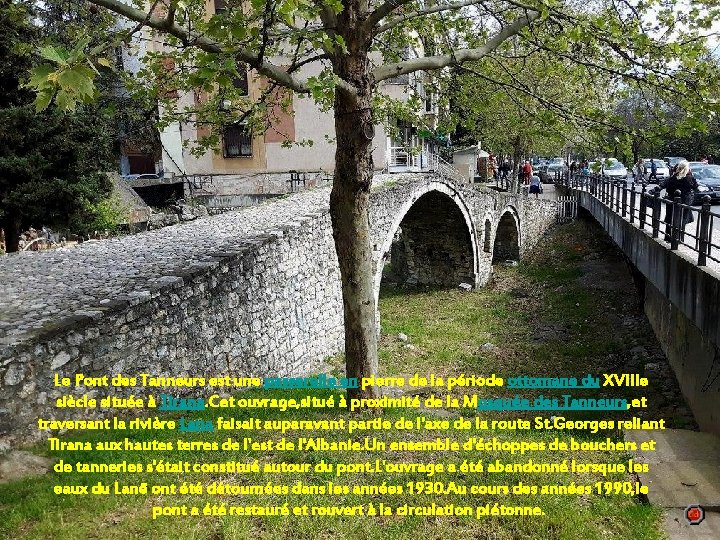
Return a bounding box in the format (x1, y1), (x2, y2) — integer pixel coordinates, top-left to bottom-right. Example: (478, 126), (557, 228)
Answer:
(388, 146), (438, 171)
(435, 155), (465, 183)
(557, 172), (720, 267)
(494, 174), (529, 194)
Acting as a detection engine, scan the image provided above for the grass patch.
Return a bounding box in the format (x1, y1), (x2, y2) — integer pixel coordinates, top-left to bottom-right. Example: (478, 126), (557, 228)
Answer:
(0, 221), (666, 540)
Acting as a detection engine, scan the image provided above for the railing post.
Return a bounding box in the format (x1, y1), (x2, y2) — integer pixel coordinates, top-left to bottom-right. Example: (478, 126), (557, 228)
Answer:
(615, 181), (620, 212)
(698, 195), (711, 266)
(621, 182), (628, 217)
(609, 178), (614, 208)
(603, 177), (608, 203)
(629, 182), (636, 224)
(613, 181), (618, 212)
(605, 178), (610, 205)
(607, 179), (611, 206)
(670, 190), (682, 249)
(651, 189), (661, 238)
(639, 184), (647, 230)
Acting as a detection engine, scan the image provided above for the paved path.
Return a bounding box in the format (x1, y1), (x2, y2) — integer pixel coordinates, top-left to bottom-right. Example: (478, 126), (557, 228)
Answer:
(0, 185), (332, 343)
(626, 429), (720, 539)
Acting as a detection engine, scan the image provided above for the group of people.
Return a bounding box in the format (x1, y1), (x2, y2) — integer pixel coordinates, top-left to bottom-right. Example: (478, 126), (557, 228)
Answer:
(516, 160), (543, 197)
(633, 158), (659, 182)
(569, 160), (591, 176)
(572, 157), (700, 241)
(484, 156), (543, 197)
(486, 153), (513, 181)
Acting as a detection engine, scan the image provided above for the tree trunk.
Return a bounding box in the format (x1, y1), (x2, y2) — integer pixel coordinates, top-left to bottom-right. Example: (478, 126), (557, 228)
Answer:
(1, 208), (21, 253)
(511, 135), (522, 194)
(330, 16), (380, 400)
(632, 139), (640, 165)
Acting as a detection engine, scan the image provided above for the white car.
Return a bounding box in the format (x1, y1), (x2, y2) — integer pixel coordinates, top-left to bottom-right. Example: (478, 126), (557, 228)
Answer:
(600, 159), (629, 181)
(642, 158), (669, 182)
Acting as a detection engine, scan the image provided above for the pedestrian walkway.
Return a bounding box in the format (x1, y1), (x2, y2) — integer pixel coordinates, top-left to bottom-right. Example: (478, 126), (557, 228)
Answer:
(626, 429), (720, 539)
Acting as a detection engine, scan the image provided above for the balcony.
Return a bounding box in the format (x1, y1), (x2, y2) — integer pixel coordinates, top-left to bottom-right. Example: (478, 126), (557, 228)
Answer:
(388, 146), (438, 173)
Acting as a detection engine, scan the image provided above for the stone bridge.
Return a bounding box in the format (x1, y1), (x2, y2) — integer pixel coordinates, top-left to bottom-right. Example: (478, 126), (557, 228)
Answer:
(0, 174), (556, 446)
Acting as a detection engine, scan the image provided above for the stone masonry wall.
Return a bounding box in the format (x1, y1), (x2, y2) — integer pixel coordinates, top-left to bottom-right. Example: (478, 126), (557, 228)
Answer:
(0, 174), (556, 447)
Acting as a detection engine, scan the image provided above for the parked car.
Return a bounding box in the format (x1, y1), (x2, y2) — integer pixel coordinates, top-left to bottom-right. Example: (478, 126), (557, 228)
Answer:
(688, 164), (720, 204)
(642, 158), (669, 181)
(599, 158), (629, 181)
(664, 156), (685, 170)
(538, 161), (567, 183)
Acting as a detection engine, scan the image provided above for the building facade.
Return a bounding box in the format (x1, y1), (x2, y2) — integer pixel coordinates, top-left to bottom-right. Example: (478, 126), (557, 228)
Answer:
(121, 1), (443, 208)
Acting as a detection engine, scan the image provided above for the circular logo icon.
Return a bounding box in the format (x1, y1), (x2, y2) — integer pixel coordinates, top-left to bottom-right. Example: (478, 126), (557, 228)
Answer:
(685, 505), (705, 525)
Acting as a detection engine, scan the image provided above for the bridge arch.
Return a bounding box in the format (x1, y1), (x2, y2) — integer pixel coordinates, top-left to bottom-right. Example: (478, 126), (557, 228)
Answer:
(374, 182), (480, 303)
(492, 207), (521, 263)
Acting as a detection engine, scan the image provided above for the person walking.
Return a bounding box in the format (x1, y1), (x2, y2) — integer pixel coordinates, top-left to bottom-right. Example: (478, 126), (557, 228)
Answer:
(522, 160), (533, 185)
(649, 159), (658, 182)
(499, 160), (510, 181)
(488, 153), (498, 180)
(662, 160), (698, 242)
(529, 173), (542, 198)
(634, 159), (646, 184)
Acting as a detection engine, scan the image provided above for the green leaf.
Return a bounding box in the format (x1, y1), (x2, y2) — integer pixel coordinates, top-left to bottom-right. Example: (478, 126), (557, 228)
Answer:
(28, 64), (56, 90)
(55, 89), (76, 112)
(97, 57), (113, 68)
(39, 45), (67, 65)
(57, 66), (96, 99)
(35, 89), (54, 112)
(230, 26), (247, 39)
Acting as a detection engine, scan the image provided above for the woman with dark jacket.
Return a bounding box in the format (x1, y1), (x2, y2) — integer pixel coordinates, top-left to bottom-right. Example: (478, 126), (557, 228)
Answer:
(661, 160), (698, 241)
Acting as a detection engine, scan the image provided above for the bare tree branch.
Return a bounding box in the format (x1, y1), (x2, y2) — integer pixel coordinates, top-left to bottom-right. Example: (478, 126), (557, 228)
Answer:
(377, 0), (484, 34)
(365, 0), (417, 31)
(372, 11), (540, 81)
(88, 0), (358, 95)
(163, 0), (177, 29)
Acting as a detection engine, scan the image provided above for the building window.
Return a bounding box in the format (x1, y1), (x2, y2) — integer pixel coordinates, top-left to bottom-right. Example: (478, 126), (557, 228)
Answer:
(213, 0), (226, 14)
(114, 46), (124, 70)
(233, 63), (248, 95)
(425, 94), (435, 113)
(223, 123), (252, 157)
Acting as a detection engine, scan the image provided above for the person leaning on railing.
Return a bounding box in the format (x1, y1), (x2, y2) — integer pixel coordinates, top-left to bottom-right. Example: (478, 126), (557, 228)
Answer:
(661, 160), (698, 242)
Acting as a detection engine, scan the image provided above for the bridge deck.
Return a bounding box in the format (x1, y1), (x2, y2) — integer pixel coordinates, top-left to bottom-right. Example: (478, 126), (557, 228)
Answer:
(0, 186), (333, 344)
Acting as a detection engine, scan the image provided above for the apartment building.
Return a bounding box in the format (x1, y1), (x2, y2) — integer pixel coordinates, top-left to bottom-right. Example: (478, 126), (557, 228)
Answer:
(121, 0), (443, 208)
